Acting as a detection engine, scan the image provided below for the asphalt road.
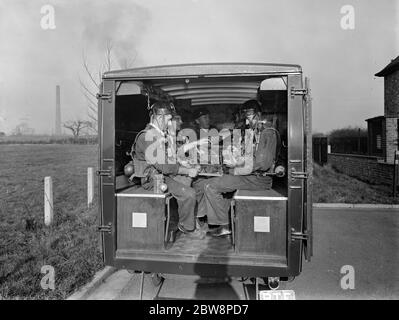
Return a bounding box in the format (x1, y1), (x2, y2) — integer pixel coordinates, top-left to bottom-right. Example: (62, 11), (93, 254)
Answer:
(86, 208), (399, 300)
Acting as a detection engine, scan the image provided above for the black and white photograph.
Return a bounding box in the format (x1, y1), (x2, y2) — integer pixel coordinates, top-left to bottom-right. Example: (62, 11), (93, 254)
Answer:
(0, 0), (398, 306)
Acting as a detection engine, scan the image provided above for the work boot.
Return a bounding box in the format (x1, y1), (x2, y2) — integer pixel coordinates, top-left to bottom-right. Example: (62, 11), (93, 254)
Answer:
(178, 223), (206, 239)
(195, 217), (208, 232)
(207, 225), (232, 237)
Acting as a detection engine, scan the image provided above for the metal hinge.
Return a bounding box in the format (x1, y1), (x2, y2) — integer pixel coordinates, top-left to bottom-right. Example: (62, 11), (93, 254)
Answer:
(97, 223), (112, 233)
(290, 87), (308, 99)
(291, 229), (309, 241)
(96, 169), (112, 177)
(290, 168), (308, 180)
(96, 92), (112, 102)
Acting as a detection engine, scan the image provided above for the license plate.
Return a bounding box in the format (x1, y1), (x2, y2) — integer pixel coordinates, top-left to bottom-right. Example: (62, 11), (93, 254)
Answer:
(259, 290), (296, 300)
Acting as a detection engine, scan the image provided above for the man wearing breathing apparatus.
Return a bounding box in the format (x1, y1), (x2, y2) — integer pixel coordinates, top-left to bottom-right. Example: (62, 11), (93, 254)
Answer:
(203, 99), (278, 237)
(131, 101), (202, 236)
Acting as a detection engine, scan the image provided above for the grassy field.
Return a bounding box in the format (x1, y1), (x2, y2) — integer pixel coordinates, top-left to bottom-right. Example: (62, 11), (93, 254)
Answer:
(313, 163), (399, 204)
(0, 144), (397, 299)
(0, 144), (103, 299)
(0, 135), (97, 145)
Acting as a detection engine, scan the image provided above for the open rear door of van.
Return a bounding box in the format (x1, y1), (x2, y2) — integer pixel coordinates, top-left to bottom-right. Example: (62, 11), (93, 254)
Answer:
(97, 80), (116, 266)
(303, 77), (313, 261)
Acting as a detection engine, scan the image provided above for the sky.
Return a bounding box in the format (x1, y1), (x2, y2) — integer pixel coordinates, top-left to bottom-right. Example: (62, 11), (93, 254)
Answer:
(0, 0), (398, 134)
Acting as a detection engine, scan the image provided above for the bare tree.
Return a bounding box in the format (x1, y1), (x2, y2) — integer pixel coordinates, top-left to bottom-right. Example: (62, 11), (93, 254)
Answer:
(63, 120), (90, 137)
(80, 41), (136, 133)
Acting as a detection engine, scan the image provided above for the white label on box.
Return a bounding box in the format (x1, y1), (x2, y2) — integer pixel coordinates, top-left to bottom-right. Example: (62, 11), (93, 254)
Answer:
(132, 212), (147, 228)
(254, 216), (270, 232)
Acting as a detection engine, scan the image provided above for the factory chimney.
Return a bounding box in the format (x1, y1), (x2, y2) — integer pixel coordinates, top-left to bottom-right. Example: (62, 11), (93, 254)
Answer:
(55, 85), (61, 135)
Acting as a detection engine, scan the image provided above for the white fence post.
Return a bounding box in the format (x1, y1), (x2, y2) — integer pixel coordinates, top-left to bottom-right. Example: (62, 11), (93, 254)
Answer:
(87, 167), (94, 208)
(44, 176), (53, 226)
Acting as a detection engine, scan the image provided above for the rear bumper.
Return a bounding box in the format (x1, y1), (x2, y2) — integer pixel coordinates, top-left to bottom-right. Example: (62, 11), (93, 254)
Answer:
(111, 249), (299, 278)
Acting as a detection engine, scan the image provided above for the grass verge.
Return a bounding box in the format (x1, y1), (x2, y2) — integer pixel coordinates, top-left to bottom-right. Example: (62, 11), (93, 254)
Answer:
(0, 145), (103, 299)
(313, 163), (399, 204)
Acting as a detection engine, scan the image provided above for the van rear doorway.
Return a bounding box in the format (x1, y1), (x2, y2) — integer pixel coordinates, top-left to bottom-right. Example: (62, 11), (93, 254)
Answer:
(98, 63), (312, 279)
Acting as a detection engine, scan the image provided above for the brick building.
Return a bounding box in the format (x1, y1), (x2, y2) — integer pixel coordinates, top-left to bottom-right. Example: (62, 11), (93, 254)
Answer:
(372, 55), (399, 164)
(328, 56), (399, 187)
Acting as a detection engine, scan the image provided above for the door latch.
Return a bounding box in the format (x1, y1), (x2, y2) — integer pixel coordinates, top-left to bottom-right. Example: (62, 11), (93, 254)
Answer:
(97, 223), (112, 233)
(291, 228), (308, 241)
(96, 169), (112, 177)
(96, 92), (112, 102)
(290, 168), (308, 180)
(290, 87), (308, 99)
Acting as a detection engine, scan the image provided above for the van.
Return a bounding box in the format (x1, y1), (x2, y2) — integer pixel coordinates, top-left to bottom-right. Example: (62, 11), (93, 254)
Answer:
(97, 63), (313, 298)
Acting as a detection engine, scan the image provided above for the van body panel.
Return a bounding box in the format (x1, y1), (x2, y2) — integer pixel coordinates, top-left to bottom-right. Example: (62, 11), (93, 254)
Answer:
(98, 63), (312, 278)
(286, 74), (305, 274)
(99, 79), (116, 266)
(104, 63), (302, 80)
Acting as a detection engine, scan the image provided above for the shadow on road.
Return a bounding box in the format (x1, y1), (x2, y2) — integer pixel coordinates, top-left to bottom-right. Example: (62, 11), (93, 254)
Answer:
(193, 231), (240, 300)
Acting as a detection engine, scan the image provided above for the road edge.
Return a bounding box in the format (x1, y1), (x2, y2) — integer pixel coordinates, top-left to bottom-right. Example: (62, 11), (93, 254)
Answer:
(66, 266), (116, 300)
(314, 203), (399, 209)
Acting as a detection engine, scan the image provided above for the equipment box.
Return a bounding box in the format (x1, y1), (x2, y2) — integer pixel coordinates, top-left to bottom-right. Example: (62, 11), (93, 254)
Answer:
(117, 187), (169, 251)
(233, 189), (287, 257)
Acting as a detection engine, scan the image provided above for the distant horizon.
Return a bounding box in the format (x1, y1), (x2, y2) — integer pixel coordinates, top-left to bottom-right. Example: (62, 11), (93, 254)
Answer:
(0, 123), (370, 137)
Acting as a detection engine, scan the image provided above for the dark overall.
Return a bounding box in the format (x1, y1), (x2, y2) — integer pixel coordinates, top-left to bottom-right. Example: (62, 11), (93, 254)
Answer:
(133, 125), (196, 230)
(203, 128), (278, 226)
(192, 125), (221, 219)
